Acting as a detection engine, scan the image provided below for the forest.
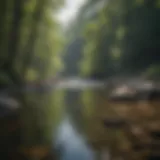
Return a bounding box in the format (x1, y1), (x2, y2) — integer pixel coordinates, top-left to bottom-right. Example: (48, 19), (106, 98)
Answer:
(0, 0), (65, 159)
(0, 0), (160, 160)
(63, 0), (160, 79)
(0, 0), (64, 88)
(0, 0), (159, 87)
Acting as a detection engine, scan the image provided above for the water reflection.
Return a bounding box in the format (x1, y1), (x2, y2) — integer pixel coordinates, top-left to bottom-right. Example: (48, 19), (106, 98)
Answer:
(54, 116), (96, 160)
(1, 81), (159, 160)
(52, 86), (160, 160)
(53, 89), (97, 160)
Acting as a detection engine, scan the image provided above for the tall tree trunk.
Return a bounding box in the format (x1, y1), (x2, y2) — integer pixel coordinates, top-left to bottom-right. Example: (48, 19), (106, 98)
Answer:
(0, 0), (8, 66)
(22, 0), (47, 77)
(2, 0), (24, 84)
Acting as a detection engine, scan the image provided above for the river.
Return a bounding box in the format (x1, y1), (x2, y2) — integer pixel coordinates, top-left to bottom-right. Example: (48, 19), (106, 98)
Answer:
(1, 79), (159, 160)
(52, 87), (110, 160)
(51, 81), (160, 160)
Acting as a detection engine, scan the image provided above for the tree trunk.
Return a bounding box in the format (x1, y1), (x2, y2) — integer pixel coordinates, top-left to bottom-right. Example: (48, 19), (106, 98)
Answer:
(22, 0), (47, 77)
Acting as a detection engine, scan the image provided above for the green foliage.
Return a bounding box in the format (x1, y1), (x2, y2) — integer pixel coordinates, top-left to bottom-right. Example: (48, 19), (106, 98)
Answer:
(79, 0), (160, 78)
(0, 0), (65, 85)
(0, 0), (65, 148)
(143, 65), (160, 79)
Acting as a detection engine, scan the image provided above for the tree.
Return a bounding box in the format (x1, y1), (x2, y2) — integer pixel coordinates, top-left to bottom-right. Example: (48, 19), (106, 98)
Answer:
(0, 0), (65, 152)
(80, 0), (160, 78)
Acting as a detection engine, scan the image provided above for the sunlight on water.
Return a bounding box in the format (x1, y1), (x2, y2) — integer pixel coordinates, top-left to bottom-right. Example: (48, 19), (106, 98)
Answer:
(55, 79), (105, 90)
(54, 117), (96, 160)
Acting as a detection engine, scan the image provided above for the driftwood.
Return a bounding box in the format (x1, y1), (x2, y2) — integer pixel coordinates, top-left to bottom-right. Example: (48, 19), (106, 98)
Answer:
(108, 81), (160, 102)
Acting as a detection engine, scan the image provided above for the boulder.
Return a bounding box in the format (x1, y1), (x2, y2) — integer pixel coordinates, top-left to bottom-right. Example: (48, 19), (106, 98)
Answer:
(108, 85), (137, 102)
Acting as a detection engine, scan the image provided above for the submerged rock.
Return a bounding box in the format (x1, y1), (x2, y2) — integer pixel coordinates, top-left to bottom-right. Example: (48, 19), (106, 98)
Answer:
(103, 118), (127, 129)
(136, 87), (160, 101)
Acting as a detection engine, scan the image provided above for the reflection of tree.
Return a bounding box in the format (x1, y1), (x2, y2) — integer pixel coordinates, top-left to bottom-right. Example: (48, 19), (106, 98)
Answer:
(0, 1), (66, 157)
(20, 90), (65, 147)
(64, 90), (83, 133)
(81, 90), (96, 139)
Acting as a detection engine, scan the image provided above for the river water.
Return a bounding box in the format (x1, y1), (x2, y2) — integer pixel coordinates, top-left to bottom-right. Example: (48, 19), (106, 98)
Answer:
(51, 81), (160, 160)
(52, 87), (109, 160)
(1, 80), (159, 160)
